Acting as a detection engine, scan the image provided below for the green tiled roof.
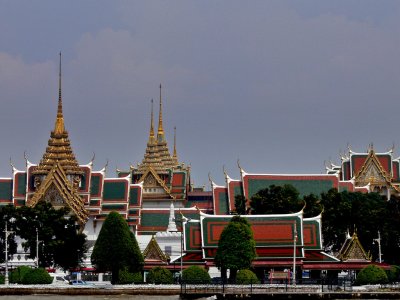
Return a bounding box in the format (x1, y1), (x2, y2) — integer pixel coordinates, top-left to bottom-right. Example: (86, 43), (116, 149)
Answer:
(16, 173), (26, 196)
(129, 187), (140, 205)
(90, 175), (101, 196)
(247, 179), (334, 198)
(0, 180), (12, 201)
(103, 181), (127, 200)
(217, 190), (229, 214)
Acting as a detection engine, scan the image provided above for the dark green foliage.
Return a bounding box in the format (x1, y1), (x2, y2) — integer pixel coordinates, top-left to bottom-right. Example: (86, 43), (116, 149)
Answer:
(118, 268), (135, 284)
(9, 266), (32, 284)
(215, 216), (256, 282)
(236, 269), (259, 284)
(13, 202), (87, 269)
(250, 184), (302, 215)
(91, 211), (144, 284)
(146, 267), (173, 284)
(386, 265), (400, 283)
(0, 275), (4, 284)
(132, 272), (144, 284)
(182, 266), (211, 284)
(21, 268), (52, 284)
(234, 195), (247, 215)
(355, 265), (388, 285)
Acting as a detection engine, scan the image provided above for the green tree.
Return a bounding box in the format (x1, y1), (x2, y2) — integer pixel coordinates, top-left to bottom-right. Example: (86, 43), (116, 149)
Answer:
(21, 268), (52, 285)
(249, 184), (302, 215)
(182, 266), (211, 284)
(234, 195), (247, 215)
(355, 265), (388, 285)
(236, 269), (259, 284)
(91, 211), (143, 284)
(215, 216), (256, 283)
(146, 267), (173, 284)
(10, 266), (32, 284)
(13, 202), (87, 270)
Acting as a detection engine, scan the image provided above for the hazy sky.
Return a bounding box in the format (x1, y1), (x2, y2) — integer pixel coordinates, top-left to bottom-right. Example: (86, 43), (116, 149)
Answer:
(1, 1), (400, 187)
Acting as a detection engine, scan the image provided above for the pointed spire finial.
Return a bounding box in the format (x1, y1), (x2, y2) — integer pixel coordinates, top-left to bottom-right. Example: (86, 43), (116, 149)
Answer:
(173, 126), (177, 159)
(54, 52), (65, 135)
(157, 84), (165, 141)
(148, 99), (155, 143)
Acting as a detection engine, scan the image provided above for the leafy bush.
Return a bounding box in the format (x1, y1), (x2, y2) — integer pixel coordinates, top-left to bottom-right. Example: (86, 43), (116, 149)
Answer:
(10, 266), (32, 284)
(21, 268), (52, 284)
(146, 267), (173, 284)
(118, 268), (135, 284)
(132, 272), (143, 284)
(355, 265), (389, 285)
(0, 275), (4, 284)
(182, 266), (211, 284)
(386, 265), (400, 283)
(236, 269), (259, 284)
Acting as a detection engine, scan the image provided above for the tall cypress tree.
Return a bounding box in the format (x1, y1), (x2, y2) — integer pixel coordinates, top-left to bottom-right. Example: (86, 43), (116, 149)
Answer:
(215, 216), (256, 282)
(91, 211), (143, 284)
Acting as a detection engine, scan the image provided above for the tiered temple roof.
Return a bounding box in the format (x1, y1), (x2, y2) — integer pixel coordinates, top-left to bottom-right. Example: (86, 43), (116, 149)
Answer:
(32, 54), (83, 178)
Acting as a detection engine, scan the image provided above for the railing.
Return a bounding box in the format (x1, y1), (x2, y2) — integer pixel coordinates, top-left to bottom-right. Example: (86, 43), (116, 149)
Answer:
(180, 278), (354, 295)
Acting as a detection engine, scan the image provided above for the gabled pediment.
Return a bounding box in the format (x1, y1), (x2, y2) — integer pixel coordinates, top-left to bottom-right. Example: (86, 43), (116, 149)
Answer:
(143, 236), (169, 262)
(138, 167), (174, 198)
(27, 163), (89, 225)
(337, 232), (371, 262)
(354, 151), (392, 187)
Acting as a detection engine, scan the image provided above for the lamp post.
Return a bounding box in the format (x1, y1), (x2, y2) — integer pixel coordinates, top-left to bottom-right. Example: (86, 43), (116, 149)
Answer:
(374, 231), (382, 263)
(292, 221), (297, 287)
(4, 217), (15, 285)
(36, 227), (39, 267)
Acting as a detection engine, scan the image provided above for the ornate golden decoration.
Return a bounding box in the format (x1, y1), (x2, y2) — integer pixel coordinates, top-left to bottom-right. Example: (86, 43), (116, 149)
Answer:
(33, 53), (83, 178)
(337, 232), (371, 262)
(138, 167), (174, 198)
(354, 149), (392, 187)
(28, 163), (89, 225)
(143, 236), (169, 262)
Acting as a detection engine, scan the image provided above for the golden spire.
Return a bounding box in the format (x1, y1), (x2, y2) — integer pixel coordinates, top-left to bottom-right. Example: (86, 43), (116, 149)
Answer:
(54, 52), (65, 135)
(148, 99), (155, 144)
(33, 53), (83, 177)
(173, 126), (177, 159)
(157, 84), (165, 142)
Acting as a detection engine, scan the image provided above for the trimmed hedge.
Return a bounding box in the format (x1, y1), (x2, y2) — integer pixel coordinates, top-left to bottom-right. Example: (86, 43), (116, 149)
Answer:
(236, 269), (259, 284)
(182, 266), (211, 284)
(118, 269), (143, 284)
(10, 266), (32, 284)
(0, 275), (4, 284)
(386, 265), (400, 283)
(21, 268), (52, 284)
(146, 267), (173, 284)
(356, 265), (388, 285)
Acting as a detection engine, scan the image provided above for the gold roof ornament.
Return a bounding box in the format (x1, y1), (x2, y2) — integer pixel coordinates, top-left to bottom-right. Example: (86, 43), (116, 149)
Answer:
(337, 231), (371, 262)
(143, 236), (169, 262)
(136, 85), (178, 173)
(33, 53), (83, 177)
(28, 163), (88, 225)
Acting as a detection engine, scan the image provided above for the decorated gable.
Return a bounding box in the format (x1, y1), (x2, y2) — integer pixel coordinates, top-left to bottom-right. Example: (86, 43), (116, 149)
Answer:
(227, 177), (243, 213)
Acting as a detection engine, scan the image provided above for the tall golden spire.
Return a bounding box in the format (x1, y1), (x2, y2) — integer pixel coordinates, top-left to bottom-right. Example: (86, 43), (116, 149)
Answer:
(149, 99), (155, 144)
(54, 52), (65, 135)
(33, 53), (83, 177)
(157, 84), (165, 142)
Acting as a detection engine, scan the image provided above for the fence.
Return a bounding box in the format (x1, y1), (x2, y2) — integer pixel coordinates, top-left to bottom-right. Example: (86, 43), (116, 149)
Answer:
(180, 278), (354, 295)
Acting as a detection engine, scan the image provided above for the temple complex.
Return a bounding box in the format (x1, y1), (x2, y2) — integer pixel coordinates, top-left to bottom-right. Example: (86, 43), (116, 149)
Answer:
(0, 55), (393, 275)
